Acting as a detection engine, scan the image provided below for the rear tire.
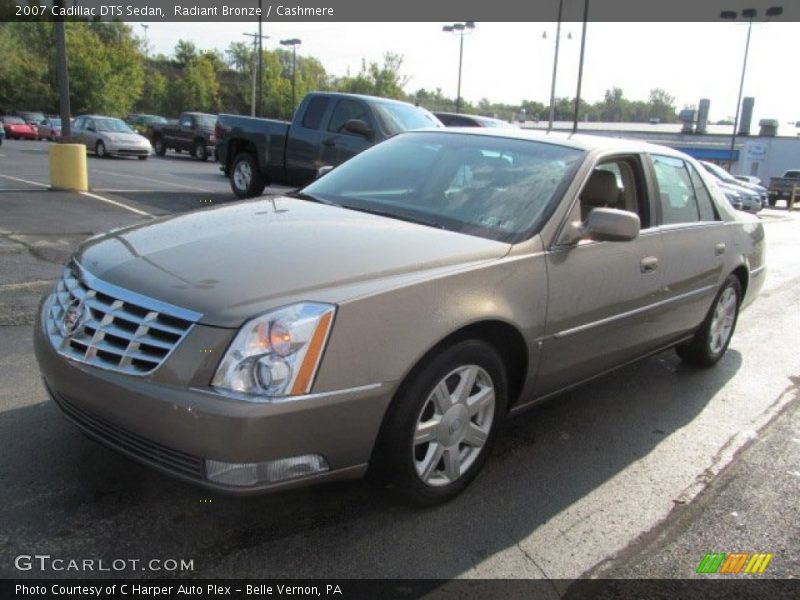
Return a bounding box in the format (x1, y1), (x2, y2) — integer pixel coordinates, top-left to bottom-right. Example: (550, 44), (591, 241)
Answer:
(138, 156), (148, 161)
(95, 141), (107, 158)
(193, 140), (208, 162)
(370, 339), (507, 505)
(230, 152), (265, 198)
(676, 275), (741, 367)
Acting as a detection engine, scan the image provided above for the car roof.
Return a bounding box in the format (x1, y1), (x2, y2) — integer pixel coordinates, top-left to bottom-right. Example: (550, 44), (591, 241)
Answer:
(402, 127), (691, 155)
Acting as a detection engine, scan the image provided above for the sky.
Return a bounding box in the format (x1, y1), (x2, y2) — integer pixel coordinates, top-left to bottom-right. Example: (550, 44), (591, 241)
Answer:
(137, 21), (799, 130)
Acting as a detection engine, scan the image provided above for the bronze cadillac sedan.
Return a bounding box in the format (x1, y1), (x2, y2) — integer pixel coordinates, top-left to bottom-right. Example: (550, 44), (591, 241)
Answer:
(35, 130), (765, 504)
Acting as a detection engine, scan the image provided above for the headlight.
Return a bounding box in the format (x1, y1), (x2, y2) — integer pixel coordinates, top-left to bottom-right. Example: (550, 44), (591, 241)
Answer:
(211, 302), (336, 400)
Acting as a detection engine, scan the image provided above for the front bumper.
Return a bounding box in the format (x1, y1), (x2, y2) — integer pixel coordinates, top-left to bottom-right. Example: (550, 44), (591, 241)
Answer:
(107, 143), (152, 157)
(34, 314), (393, 494)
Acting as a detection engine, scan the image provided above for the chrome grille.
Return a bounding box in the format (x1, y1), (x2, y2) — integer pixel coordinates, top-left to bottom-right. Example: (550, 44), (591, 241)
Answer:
(45, 264), (198, 375)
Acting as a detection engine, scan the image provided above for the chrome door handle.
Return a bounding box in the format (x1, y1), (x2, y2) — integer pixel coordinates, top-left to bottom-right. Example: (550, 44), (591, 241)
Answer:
(715, 242), (726, 256)
(640, 256), (659, 273)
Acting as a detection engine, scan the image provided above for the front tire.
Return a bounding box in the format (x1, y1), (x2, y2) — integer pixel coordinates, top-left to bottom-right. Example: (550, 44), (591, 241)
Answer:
(677, 275), (741, 367)
(153, 137), (166, 156)
(230, 152), (265, 198)
(371, 340), (507, 505)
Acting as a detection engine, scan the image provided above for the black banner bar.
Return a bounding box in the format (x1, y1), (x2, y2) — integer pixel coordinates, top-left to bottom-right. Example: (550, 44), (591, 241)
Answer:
(3, 579), (800, 600)
(2, 0), (800, 23)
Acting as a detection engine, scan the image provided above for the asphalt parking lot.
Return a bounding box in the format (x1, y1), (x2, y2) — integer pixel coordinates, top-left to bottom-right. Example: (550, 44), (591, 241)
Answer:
(0, 137), (798, 585)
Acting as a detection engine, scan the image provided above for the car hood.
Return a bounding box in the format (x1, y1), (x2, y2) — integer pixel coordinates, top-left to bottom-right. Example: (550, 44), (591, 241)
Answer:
(101, 132), (149, 144)
(75, 197), (511, 328)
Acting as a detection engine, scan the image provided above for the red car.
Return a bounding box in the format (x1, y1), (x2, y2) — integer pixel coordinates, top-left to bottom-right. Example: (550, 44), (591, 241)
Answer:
(1, 116), (39, 140)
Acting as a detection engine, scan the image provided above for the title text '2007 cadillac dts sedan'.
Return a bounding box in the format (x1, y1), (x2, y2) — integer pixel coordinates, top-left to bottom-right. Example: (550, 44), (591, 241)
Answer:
(35, 129), (765, 504)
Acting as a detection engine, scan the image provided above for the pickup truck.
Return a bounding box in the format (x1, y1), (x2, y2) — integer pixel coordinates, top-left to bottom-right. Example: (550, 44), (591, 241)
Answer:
(215, 92), (442, 198)
(767, 169), (800, 206)
(149, 112), (217, 161)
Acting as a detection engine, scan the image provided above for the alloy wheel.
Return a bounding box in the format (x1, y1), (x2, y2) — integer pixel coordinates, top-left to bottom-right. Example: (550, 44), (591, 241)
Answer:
(413, 365), (495, 487)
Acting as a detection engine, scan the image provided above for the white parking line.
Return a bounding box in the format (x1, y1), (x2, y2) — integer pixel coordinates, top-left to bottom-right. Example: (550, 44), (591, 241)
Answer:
(92, 168), (212, 192)
(79, 191), (153, 218)
(0, 174), (48, 187)
(0, 173), (152, 218)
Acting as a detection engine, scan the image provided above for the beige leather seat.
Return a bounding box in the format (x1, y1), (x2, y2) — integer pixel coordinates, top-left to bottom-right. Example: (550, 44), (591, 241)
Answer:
(580, 169), (619, 220)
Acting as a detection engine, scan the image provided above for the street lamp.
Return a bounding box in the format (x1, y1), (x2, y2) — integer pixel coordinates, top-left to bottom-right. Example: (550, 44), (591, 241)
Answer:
(442, 22), (476, 114)
(543, 0), (572, 131)
(280, 38), (302, 115)
(721, 6), (783, 171)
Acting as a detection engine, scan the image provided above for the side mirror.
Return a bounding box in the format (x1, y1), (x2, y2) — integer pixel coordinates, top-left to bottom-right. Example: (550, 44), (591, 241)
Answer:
(316, 165), (334, 179)
(343, 119), (373, 139)
(582, 208), (640, 242)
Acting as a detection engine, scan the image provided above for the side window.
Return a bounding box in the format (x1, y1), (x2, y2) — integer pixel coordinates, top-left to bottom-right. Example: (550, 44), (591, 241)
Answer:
(86, 119), (95, 131)
(651, 155), (701, 225)
(301, 97), (330, 130)
(73, 118), (84, 130)
(180, 115), (192, 127)
(579, 155), (649, 227)
(327, 99), (370, 134)
(686, 163), (719, 221)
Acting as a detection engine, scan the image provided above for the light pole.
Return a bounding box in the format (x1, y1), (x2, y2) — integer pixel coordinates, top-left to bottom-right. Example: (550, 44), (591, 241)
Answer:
(280, 38), (302, 115)
(572, 0), (589, 134)
(442, 22), (476, 114)
(543, 1), (572, 131)
(721, 6), (783, 171)
(244, 32), (269, 117)
(140, 24), (149, 58)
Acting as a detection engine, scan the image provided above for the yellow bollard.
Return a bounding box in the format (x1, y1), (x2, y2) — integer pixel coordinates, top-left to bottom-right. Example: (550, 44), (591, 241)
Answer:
(49, 144), (88, 192)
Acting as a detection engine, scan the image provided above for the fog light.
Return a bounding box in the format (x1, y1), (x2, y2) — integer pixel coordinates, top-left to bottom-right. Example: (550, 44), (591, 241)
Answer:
(205, 454), (329, 487)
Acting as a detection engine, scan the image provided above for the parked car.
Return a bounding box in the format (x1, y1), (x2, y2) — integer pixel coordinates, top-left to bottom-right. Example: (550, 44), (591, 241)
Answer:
(0, 123), (4, 146)
(434, 112), (513, 128)
(734, 175), (762, 187)
(699, 161), (764, 213)
(125, 113), (167, 135)
(1, 115), (38, 139)
(149, 112), (216, 160)
(71, 115), (152, 159)
(767, 169), (800, 206)
(34, 130), (764, 504)
(215, 92), (443, 198)
(15, 110), (46, 125)
(37, 117), (62, 141)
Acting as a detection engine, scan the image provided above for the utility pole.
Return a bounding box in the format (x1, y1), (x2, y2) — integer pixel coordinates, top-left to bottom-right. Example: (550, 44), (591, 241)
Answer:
(54, 1), (71, 137)
(257, 0), (264, 117)
(244, 32), (269, 117)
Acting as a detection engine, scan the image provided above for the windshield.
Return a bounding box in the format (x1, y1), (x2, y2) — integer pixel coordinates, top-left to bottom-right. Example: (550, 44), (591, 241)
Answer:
(196, 115), (216, 128)
(302, 132), (584, 243)
(703, 162), (737, 183)
(95, 118), (134, 133)
(50, 118), (62, 126)
(373, 103), (442, 135)
(4, 116), (25, 124)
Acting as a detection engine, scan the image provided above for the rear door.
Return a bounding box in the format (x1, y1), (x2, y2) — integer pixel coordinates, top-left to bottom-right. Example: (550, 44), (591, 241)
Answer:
(647, 154), (728, 338)
(319, 98), (375, 169)
(285, 95), (331, 185)
(537, 153), (666, 395)
(177, 114), (194, 148)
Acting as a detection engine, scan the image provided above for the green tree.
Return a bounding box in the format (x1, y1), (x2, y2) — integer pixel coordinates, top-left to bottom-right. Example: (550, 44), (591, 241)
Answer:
(172, 54), (221, 113)
(173, 40), (198, 66)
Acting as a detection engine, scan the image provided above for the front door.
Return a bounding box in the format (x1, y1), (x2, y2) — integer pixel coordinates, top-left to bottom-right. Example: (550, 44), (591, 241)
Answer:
(320, 98), (374, 169)
(537, 154), (666, 396)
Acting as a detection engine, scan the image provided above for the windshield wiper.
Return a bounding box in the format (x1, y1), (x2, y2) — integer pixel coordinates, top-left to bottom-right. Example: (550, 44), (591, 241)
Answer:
(340, 205), (444, 230)
(286, 190), (337, 206)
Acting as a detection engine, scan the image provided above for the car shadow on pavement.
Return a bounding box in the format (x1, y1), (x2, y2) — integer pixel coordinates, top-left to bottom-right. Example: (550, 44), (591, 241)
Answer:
(0, 339), (743, 580)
